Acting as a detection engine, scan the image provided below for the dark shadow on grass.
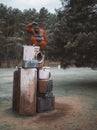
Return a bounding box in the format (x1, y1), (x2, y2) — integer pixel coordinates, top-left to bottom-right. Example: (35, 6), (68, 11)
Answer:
(5, 108), (37, 119)
(5, 101), (72, 123)
(34, 102), (72, 123)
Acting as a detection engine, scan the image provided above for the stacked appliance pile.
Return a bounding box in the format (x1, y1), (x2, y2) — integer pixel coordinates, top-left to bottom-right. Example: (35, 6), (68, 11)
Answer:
(12, 45), (55, 115)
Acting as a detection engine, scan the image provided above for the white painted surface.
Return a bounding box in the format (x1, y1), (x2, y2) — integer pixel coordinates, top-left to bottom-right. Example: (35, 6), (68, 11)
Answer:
(20, 68), (37, 103)
(39, 67), (51, 79)
(23, 45), (40, 61)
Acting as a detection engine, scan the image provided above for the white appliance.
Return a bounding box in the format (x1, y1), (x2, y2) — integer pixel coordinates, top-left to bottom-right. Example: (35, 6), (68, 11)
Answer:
(39, 66), (51, 80)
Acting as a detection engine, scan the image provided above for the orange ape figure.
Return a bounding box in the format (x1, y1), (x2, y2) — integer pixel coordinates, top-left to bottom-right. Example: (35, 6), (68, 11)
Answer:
(25, 22), (47, 50)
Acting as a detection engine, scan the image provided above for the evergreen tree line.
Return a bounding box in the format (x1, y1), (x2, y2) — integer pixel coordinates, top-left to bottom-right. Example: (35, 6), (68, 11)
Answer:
(0, 0), (97, 68)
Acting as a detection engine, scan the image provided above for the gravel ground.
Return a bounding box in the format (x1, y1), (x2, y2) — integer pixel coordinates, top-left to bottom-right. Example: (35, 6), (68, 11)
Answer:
(0, 67), (97, 130)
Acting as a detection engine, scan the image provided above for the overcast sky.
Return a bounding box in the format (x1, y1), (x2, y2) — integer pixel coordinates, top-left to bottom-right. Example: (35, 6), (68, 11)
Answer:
(0, 0), (62, 13)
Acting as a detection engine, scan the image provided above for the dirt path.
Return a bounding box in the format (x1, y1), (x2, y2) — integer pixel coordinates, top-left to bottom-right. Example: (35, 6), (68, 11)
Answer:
(0, 67), (97, 130)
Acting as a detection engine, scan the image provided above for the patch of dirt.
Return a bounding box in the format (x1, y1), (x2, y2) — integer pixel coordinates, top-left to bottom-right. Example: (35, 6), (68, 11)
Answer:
(1, 68), (97, 130)
(0, 97), (92, 130)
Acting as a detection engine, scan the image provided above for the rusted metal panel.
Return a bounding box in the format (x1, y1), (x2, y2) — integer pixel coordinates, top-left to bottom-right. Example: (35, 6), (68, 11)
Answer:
(37, 92), (53, 98)
(13, 68), (37, 115)
(12, 69), (20, 111)
(38, 79), (53, 93)
(19, 68), (37, 115)
(36, 95), (55, 113)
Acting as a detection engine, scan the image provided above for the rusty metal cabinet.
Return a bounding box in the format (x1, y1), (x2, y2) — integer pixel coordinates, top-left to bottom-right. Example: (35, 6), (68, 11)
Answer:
(13, 68), (37, 115)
